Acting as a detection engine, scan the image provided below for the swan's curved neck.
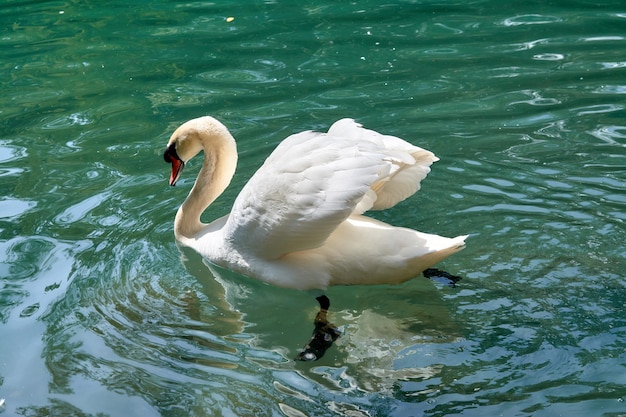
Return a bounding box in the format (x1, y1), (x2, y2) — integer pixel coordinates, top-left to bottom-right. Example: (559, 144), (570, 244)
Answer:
(175, 127), (237, 239)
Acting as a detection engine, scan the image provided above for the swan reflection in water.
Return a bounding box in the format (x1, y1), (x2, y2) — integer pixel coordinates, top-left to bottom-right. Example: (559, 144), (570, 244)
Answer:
(164, 117), (467, 361)
(177, 246), (463, 391)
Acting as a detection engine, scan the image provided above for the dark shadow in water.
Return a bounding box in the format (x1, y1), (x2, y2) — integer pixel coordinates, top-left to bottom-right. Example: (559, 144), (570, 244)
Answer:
(295, 295), (342, 361)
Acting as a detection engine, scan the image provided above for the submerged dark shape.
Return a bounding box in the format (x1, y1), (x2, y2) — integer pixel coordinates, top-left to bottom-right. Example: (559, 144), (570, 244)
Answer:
(296, 295), (341, 361)
(423, 268), (463, 287)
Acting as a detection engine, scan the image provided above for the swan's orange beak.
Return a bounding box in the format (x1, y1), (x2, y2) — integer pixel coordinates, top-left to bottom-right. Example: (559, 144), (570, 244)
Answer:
(169, 158), (184, 186)
(164, 144), (184, 186)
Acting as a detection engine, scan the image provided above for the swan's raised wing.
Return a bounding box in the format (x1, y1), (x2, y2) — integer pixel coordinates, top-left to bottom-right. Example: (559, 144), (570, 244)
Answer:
(223, 120), (437, 259)
(328, 119), (439, 212)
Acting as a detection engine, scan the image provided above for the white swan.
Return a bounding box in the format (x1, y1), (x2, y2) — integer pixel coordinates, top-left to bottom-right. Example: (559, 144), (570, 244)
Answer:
(164, 116), (467, 291)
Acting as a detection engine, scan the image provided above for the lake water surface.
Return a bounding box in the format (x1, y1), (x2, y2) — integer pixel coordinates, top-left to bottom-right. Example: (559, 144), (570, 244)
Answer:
(1, 1), (626, 416)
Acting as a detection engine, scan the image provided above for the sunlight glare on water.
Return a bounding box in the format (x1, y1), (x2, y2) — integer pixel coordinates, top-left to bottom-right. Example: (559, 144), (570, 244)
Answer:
(1, 0), (626, 416)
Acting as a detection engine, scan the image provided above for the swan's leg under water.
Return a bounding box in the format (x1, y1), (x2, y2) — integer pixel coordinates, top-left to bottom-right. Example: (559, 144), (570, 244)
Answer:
(423, 268), (463, 287)
(295, 295), (341, 361)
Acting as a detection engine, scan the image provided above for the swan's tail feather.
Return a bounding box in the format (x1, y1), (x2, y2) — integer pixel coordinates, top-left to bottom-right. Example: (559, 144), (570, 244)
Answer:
(418, 233), (468, 253)
(449, 234), (469, 251)
(405, 233), (468, 277)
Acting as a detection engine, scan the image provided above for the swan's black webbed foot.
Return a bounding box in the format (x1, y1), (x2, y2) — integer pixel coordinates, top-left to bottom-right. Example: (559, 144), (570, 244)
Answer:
(296, 295), (341, 361)
(423, 268), (463, 287)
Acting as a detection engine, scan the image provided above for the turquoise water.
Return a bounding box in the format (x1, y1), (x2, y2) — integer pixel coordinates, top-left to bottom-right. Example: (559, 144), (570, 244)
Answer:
(2, 0), (626, 415)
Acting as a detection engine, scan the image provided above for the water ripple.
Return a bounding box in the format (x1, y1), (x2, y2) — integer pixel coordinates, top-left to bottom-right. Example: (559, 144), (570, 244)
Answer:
(3, 0), (626, 415)
(502, 14), (564, 27)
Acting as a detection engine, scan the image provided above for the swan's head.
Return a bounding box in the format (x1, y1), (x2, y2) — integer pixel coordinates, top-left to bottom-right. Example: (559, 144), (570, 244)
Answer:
(163, 117), (216, 186)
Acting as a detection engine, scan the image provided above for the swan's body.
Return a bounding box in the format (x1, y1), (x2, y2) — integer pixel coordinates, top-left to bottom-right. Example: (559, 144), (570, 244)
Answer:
(164, 116), (467, 291)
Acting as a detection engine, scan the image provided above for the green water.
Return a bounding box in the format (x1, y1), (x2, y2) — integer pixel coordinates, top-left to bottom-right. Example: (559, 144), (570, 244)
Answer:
(2, 0), (626, 415)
